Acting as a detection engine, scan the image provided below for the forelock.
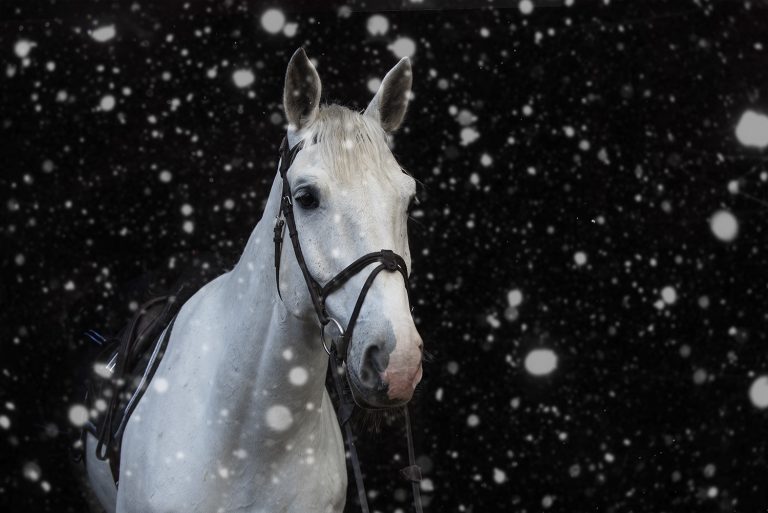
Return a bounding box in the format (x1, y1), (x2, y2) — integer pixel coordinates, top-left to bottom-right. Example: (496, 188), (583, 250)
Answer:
(303, 105), (400, 183)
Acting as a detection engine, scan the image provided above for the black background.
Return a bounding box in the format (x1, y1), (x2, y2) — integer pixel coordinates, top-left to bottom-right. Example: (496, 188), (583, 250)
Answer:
(2, 0), (768, 511)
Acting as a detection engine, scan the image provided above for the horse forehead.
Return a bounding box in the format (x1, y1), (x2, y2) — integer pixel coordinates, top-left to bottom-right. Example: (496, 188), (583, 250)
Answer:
(293, 150), (411, 198)
(290, 149), (328, 178)
(338, 176), (410, 213)
(292, 138), (411, 184)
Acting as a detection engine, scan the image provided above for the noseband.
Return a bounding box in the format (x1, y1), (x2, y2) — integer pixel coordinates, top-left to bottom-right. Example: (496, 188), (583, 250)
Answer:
(273, 137), (410, 359)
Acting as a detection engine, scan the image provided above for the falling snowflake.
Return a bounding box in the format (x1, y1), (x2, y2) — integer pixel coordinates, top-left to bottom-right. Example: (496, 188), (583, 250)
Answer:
(710, 210), (738, 242)
(389, 37), (416, 58)
(91, 25), (116, 43)
(261, 9), (286, 34)
(524, 349), (557, 376)
(735, 110), (768, 148)
(232, 69), (255, 88)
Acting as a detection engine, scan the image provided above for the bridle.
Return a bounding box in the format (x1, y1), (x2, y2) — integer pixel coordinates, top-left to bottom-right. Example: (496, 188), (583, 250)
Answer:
(273, 136), (411, 360)
(272, 135), (423, 513)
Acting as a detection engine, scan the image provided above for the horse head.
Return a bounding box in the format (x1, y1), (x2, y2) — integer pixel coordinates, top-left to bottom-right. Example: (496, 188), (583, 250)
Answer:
(278, 48), (423, 409)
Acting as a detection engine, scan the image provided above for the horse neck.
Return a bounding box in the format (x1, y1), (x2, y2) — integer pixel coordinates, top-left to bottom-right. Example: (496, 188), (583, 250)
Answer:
(212, 172), (331, 436)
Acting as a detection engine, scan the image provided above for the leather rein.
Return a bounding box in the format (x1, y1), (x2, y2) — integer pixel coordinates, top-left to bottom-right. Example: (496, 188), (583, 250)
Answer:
(272, 136), (423, 513)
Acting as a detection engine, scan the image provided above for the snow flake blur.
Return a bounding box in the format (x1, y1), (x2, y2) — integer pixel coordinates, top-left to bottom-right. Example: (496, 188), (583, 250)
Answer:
(661, 286), (677, 305)
(367, 77), (382, 93)
(99, 95), (115, 111)
(265, 405), (293, 431)
(519, 0), (534, 15)
(288, 367), (308, 386)
(261, 9), (286, 34)
(232, 69), (255, 88)
(710, 210), (738, 242)
(152, 377), (169, 393)
(507, 289), (523, 308)
(367, 15), (389, 36)
(749, 376), (768, 409)
(389, 37), (416, 58)
(14, 39), (34, 58)
(524, 349), (557, 376)
(68, 404), (89, 427)
(23, 462), (41, 482)
(90, 25), (116, 43)
(735, 110), (768, 148)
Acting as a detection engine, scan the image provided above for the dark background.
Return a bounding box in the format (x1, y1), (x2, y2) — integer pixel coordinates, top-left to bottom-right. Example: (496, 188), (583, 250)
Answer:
(2, 0), (768, 511)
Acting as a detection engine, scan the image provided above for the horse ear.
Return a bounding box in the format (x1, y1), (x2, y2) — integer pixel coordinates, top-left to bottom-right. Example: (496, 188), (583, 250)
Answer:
(283, 48), (321, 130)
(364, 57), (412, 133)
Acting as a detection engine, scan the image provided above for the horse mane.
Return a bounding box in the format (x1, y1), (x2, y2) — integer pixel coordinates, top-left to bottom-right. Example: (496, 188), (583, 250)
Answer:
(304, 104), (403, 183)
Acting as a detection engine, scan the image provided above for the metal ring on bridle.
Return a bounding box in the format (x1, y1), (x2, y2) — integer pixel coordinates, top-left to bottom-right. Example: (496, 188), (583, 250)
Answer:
(320, 317), (345, 356)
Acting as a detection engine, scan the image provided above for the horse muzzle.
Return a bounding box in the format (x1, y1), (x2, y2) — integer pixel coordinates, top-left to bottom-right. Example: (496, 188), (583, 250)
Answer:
(346, 334), (423, 410)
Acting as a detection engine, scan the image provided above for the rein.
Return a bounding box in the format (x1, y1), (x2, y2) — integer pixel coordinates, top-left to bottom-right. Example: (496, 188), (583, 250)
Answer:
(273, 136), (423, 513)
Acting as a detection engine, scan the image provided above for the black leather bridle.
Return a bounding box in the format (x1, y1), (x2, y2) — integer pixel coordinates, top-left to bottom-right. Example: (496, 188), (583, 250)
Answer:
(273, 136), (411, 360)
(272, 136), (423, 513)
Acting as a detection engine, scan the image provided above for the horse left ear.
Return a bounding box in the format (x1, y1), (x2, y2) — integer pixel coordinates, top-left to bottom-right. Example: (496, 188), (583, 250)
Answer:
(284, 48), (322, 130)
(364, 57), (412, 133)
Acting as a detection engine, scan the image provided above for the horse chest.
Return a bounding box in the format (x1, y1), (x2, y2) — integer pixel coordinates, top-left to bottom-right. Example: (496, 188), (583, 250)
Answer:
(117, 390), (347, 513)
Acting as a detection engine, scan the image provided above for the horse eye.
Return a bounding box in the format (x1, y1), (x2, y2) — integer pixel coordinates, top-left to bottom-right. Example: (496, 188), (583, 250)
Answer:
(295, 191), (319, 209)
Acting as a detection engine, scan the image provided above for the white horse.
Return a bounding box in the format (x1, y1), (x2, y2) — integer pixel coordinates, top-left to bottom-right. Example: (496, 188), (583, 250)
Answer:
(85, 48), (424, 513)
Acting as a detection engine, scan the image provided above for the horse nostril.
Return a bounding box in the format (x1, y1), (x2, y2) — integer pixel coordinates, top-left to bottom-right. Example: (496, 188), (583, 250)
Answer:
(364, 344), (388, 374)
(359, 344), (388, 391)
(359, 367), (373, 387)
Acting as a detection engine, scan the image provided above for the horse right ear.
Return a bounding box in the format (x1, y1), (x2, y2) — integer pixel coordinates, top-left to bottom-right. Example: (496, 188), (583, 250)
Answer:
(283, 48), (321, 130)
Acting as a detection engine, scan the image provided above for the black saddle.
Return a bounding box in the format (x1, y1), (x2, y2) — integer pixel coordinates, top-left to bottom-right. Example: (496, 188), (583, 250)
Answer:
(80, 291), (184, 485)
